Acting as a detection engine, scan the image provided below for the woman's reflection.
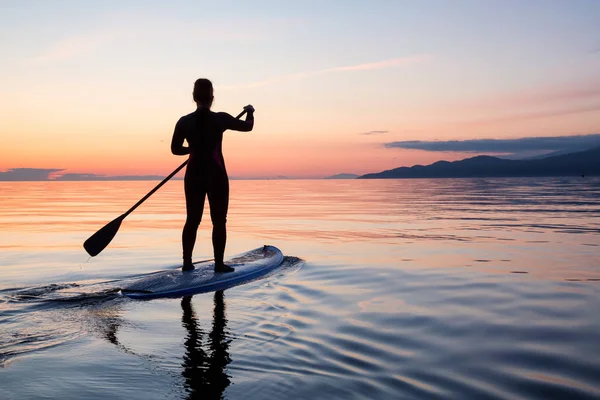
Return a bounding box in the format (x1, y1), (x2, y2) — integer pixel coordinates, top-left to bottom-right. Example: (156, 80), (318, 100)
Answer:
(181, 290), (232, 399)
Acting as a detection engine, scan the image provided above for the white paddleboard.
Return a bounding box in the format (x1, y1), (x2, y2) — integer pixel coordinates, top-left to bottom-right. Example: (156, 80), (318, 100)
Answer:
(121, 245), (283, 299)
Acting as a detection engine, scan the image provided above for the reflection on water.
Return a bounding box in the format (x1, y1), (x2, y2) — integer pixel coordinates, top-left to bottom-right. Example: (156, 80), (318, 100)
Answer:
(89, 291), (233, 399)
(1, 178), (600, 399)
(181, 292), (231, 400)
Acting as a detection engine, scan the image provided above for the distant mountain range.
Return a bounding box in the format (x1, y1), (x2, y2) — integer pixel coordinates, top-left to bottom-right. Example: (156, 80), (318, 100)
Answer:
(4, 147), (599, 181)
(359, 146), (600, 179)
(325, 173), (359, 179)
(56, 173), (168, 181)
(0, 169), (171, 181)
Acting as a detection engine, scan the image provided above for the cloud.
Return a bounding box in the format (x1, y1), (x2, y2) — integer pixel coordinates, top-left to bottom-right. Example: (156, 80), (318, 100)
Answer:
(30, 29), (121, 63)
(0, 168), (173, 181)
(384, 134), (600, 154)
(471, 103), (600, 125)
(324, 56), (430, 73)
(223, 54), (431, 90)
(0, 168), (64, 181)
(458, 81), (600, 111)
(30, 13), (285, 63)
(360, 130), (389, 135)
(436, 78), (600, 129)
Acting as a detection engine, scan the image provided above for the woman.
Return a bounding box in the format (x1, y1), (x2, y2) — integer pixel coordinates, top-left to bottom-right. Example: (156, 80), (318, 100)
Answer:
(171, 78), (254, 272)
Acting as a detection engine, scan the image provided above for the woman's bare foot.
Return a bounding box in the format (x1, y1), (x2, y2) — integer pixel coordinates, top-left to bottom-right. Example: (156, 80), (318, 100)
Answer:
(182, 261), (195, 272)
(214, 263), (235, 273)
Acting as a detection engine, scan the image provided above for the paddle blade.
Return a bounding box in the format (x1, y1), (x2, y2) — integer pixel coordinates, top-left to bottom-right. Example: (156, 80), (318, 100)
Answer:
(84, 215), (124, 257)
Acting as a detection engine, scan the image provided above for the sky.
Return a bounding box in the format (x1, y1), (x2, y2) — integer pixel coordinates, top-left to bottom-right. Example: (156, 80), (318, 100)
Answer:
(1, 0), (600, 178)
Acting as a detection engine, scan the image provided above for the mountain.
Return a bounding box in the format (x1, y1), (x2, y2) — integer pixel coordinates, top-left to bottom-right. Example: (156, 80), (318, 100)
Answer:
(325, 173), (359, 179)
(359, 147), (600, 179)
(55, 173), (168, 181)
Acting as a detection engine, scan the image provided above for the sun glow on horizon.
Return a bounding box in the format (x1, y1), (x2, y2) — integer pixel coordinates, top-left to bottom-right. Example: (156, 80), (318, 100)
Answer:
(2, 1), (600, 178)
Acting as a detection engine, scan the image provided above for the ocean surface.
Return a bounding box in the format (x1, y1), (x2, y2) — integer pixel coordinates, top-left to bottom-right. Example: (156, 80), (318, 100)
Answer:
(1, 178), (599, 399)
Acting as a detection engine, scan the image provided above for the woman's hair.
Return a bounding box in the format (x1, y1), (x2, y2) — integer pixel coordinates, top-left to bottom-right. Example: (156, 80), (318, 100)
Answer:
(193, 78), (214, 107)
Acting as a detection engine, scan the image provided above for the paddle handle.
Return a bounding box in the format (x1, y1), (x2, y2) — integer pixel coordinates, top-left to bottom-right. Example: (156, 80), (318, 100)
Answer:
(121, 109), (247, 218)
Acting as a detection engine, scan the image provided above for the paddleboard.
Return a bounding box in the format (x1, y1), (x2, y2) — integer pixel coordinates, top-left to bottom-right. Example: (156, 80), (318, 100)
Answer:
(121, 245), (283, 299)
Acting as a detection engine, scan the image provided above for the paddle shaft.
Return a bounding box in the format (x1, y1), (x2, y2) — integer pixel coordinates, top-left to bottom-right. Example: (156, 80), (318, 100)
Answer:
(121, 109), (247, 219)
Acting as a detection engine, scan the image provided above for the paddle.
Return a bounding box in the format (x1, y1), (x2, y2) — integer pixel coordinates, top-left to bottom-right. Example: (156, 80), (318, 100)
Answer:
(83, 109), (248, 257)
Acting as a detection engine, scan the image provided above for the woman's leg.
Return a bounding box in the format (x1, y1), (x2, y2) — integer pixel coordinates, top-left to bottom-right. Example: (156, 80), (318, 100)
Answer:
(183, 175), (206, 270)
(207, 177), (232, 272)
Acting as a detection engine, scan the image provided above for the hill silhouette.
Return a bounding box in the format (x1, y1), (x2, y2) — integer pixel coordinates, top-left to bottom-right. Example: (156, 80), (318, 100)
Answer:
(359, 147), (600, 179)
(325, 173), (359, 179)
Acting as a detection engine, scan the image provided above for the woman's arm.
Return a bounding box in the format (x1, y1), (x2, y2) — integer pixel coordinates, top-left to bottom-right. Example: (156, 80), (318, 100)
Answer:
(171, 119), (190, 155)
(220, 106), (254, 132)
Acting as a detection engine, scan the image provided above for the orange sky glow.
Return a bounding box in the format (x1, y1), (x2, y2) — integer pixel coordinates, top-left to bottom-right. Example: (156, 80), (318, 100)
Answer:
(2, 2), (600, 178)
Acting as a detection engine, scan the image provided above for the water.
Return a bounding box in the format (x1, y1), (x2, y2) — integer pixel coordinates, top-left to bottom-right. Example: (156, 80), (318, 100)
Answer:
(1, 178), (599, 399)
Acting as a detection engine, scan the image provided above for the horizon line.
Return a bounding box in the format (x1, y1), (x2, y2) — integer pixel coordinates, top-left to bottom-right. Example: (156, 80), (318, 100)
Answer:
(0, 177), (353, 182)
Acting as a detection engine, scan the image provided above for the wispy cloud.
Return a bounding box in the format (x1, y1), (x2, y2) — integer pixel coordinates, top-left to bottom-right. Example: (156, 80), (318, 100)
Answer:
(470, 103), (600, 125)
(223, 55), (431, 90)
(457, 80), (600, 111)
(325, 57), (428, 73)
(31, 30), (120, 62)
(385, 134), (600, 154)
(360, 130), (389, 135)
(30, 13), (288, 63)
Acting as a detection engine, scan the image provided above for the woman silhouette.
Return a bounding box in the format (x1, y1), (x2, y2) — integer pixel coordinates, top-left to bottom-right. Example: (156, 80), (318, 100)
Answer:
(171, 79), (254, 272)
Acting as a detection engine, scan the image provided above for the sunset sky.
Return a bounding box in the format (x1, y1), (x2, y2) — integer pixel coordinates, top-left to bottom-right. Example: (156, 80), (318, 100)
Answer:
(2, 0), (600, 178)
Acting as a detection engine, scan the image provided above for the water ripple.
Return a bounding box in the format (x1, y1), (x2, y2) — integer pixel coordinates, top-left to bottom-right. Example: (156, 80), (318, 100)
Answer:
(1, 179), (600, 399)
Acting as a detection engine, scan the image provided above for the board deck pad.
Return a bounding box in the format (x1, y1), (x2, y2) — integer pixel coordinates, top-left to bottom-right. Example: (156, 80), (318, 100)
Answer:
(122, 245), (283, 299)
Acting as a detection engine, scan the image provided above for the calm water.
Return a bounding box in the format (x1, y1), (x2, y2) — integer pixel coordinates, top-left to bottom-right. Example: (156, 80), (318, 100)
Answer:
(1, 178), (600, 399)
